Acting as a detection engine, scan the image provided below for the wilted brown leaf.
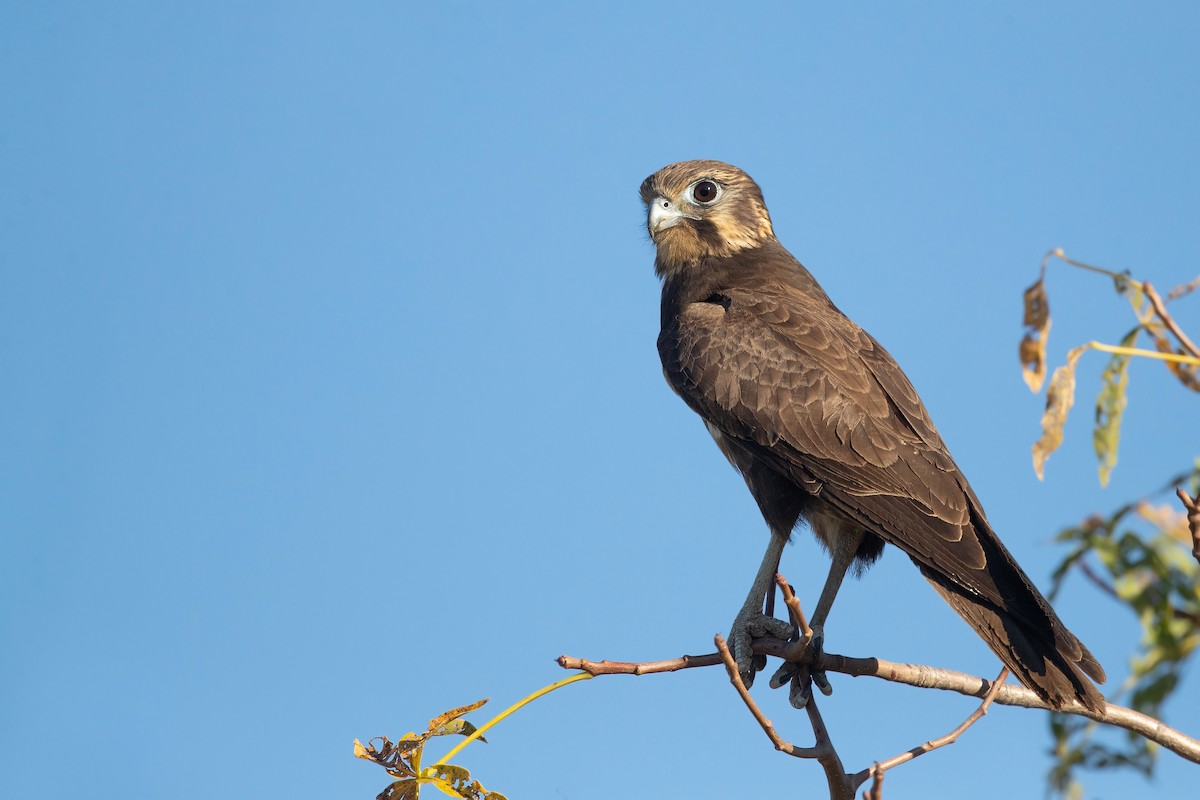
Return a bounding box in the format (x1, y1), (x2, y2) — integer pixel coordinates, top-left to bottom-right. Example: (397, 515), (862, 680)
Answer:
(1020, 277), (1052, 392)
(1033, 345), (1088, 479)
(377, 780), (421, 800)
(354, 734), (424, 779)
(1148, 328), (1200, 392)
(356, 699), (495, 800)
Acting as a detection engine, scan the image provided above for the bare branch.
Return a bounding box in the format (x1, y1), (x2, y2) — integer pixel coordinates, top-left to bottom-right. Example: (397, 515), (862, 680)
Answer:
(1167, 275), (1200, 301)
(1077, 559), (1121, 602)
(716, 633), (855, 800)
(854, 666), (1008, 788)
(862, 764), (884, 800)
(713, 634), (826, 760)
(776, 574), (813, 640)
(1176, 487), (1200, 567)
(557, 642), (1200, 764)
(803, 692), (854, 799)
(810, 647), (1200, 764)
(1145, 282), (1200, 360)
(555, 653), (720, 675)
(1048, 248), (1139, 286)
(1075, 555), (1200, 625)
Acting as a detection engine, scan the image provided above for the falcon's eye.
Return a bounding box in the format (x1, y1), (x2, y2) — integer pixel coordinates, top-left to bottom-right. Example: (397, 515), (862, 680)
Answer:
(692, 180), (719, 204)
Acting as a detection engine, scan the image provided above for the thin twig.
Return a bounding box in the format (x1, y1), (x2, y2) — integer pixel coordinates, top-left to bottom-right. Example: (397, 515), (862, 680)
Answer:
(716, 630), (854, 799)
(1176, 487), (1200, 567)
(555, 653), (720, 675)
(1145, 283), (1200, 360)
(776, 574), (813, 639)
(719, 588), (854, 799)
(1077, 559), (1120, 602)
(862, 764), (883, 800)
(1075, 556), (1200, 625)
(1167, 275), (1200, 301)
(713, 634), (825, 760)
(1048, 248), (1141, 287)
(854, 666), (1009, 786)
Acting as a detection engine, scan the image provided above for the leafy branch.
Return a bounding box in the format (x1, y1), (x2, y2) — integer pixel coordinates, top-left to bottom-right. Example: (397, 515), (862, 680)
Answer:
(1020, 248), (1200, 484)
(1045, 468), (1200, 796)
(1019, 250), (1200, 795)
(354, 674), (592, 800)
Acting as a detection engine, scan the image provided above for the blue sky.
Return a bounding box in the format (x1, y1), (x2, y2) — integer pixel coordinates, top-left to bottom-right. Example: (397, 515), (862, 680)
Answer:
(2, 2), (1198, 798)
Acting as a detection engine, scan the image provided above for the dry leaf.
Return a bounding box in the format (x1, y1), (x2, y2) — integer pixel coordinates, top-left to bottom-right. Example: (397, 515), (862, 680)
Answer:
(428, 699), (489, 737)
(1020, 277), (1052, 392)
(356, 699), (496, 800)
(1149, 328), (1200, 392)
(1033, 345), (1088, 479)
(1135, 501), (1191, 544)
(377, 780), (422, 800)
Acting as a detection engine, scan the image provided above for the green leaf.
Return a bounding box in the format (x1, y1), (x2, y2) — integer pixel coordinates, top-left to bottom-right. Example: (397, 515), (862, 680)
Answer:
(430, 718), (486, 743)
(423, 764), (506, 800)
(1093, 329), (1138, 486)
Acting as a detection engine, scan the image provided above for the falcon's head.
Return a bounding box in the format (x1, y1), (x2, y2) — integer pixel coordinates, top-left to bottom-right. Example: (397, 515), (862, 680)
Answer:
(640, 160), (776, 275)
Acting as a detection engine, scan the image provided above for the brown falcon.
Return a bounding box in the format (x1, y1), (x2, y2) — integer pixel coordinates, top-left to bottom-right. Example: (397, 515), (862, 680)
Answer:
(641, 159), (1106, 711)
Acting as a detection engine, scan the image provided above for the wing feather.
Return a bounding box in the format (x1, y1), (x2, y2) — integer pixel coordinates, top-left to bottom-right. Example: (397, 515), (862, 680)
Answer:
(666, 288), (1026, 617)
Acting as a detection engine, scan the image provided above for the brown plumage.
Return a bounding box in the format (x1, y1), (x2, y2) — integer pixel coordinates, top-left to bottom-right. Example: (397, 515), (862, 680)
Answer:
(642, 159), (1106, 711)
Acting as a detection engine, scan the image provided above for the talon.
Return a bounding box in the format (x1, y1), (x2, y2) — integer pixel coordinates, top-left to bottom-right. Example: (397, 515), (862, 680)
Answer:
(806, 625), (832, 697)
(789, 670), (812, 709)
(769, 661), (799, 689)
(810, 625), (825, 652)
(768, 621), (817, 691)
(728, 607), (793, 687)
(729, 627), (757, 687)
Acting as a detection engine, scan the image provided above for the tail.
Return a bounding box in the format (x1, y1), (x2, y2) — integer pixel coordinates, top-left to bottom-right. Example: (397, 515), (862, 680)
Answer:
(920, 563), (1106, 713)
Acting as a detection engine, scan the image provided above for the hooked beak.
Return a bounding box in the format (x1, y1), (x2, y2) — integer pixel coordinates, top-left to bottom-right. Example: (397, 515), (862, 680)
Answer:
(648, 196), (693, 237)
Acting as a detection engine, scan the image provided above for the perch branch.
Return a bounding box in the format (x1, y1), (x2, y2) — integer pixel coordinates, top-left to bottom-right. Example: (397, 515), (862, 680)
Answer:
(558, 643), (1200, 763)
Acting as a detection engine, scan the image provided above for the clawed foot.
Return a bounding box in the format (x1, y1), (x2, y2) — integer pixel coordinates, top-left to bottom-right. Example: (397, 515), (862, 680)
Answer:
(768, 625), (832, 708)
(728, 604), (794, 688)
